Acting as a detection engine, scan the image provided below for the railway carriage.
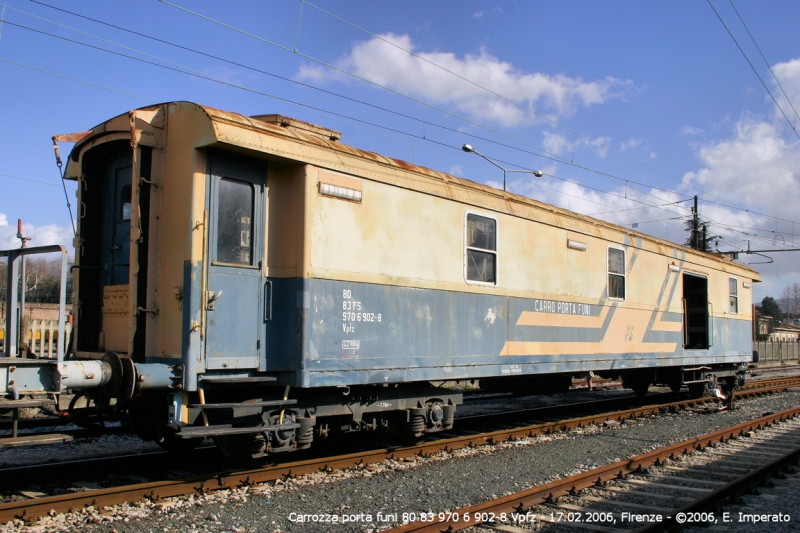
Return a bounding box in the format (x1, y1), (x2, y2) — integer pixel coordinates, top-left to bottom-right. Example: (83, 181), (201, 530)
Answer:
(0, 102), (759, 461)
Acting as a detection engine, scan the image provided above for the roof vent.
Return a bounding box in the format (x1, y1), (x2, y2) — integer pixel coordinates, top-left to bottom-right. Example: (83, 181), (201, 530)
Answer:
(250, 114), (341, 142)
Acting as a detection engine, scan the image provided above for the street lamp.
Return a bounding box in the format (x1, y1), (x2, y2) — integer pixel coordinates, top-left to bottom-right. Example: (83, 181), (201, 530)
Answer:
(462, 144), (543, 191)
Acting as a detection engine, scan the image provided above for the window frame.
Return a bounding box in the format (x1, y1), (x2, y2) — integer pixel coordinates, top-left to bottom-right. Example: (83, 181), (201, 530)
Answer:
(464, 210), (498, 286)
(729, 277), (738, 314)
(212, 176), (257, 268)
(607, 245), (626, 301)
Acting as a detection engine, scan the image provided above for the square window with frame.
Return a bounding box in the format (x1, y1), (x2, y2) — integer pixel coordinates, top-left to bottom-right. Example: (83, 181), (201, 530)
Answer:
(466, 213), (497, 284)
(608, 247), (625, 300)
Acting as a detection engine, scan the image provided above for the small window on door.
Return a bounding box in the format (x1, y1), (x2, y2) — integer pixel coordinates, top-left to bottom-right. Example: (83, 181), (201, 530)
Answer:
(466, 213), (497, 284)
(120, 185), (132, 221)
(729, 277), (738, 314)
(216, 178), (254, 265)
(608, 247), (625, 300)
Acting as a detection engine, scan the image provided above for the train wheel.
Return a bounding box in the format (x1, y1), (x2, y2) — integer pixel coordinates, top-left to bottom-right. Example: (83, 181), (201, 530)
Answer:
(390, 412), (425, 445)
(214, 433), (270, 465)
(158, 433), (204, 454)
(688, 382), (707, 398)
(622, 378), (650, 397)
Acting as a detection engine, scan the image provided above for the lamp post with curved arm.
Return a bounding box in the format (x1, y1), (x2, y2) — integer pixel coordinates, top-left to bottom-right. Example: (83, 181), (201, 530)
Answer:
(462, 144), (543, 192)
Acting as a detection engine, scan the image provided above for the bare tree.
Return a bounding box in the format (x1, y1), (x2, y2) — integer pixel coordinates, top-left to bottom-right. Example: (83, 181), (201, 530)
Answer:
(0, 257), (73, 305)
(780, 282), (800, 321)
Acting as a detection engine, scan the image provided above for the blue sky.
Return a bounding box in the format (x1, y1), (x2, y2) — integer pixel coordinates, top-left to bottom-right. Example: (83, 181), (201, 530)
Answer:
(1, 1), (799, 302)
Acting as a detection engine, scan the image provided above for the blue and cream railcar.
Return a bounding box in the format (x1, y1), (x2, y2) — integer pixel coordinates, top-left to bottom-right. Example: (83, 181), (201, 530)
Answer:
(43, 101), (758, 460)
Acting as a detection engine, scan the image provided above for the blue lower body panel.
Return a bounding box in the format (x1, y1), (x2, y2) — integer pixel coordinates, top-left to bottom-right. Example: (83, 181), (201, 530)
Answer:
(264, 278), (752, 387)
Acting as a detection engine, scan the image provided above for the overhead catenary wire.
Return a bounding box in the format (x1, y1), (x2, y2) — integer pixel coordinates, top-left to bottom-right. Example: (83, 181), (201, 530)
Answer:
(297, 0), (712, 193)
(0, 172), (77, 189)
(706, 0), (800, 140)
(26, 1), (697, 210)
(729, 0), (800, 127)
(36, 0), (800, 230)
(587, 199), (690, 217)
(0, 33), (644, 221)
(0, 56), (155, 102)
(0, 19), (701, 222)
(5, 4), (794, 253)
(158, 0), (797, 224)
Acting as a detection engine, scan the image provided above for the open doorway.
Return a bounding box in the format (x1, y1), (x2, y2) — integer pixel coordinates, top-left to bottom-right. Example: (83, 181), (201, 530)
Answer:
(683, 273), (709, 349)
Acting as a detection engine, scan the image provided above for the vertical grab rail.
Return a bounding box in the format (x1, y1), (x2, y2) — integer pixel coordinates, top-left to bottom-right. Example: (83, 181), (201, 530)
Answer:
(708, 302), (714, 348)
(264, 280), (273, 322)
(682, 298), (688, 348)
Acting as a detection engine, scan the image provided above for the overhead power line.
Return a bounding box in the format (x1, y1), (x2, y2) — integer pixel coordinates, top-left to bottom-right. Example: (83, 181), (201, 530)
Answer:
(2, 14), (700, 220)
(23, 1), (693, 209)
(729, 0), (800, 128)
(158, 0), (789, 224)
(8, 2), (796, 248)
(33, 0), (798, 230)
(0, 171), (77, 189)
(0, 56), (155, 102)
(706, 0), (800, 140)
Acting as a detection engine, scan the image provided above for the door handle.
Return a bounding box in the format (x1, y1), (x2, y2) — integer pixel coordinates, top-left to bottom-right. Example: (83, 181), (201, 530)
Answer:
(206, 290), (222, 311)
(264, 280), (272, 322)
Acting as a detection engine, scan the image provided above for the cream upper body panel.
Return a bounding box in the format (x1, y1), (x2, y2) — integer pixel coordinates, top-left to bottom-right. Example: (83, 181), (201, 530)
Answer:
(64, 102), (760, 331)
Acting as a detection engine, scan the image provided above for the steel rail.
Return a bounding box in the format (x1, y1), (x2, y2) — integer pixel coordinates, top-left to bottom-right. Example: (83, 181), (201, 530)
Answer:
(0, 378), (798, 524)
(3, 375), (795, 488)
(383, 404), (800, 533)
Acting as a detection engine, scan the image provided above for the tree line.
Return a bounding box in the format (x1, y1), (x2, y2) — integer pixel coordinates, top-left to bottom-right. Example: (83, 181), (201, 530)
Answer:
(0, 257), (74, 305)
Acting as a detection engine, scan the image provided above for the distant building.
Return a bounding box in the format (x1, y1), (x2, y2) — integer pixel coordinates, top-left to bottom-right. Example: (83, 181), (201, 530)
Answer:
(756, 314), (800, 342)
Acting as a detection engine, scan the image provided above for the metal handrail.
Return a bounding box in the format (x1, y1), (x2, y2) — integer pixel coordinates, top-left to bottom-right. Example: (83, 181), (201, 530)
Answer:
(1, 245), (69, 363)
(708, 302), (714, 348)
(682, 298), (688, 347)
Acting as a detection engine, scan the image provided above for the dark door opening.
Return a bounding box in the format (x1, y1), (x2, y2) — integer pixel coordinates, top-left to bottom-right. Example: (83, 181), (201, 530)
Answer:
(683, 273), (709, 350)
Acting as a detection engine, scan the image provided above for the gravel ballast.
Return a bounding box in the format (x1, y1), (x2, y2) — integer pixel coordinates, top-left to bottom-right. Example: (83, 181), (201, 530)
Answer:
(2, 390), (798, 533)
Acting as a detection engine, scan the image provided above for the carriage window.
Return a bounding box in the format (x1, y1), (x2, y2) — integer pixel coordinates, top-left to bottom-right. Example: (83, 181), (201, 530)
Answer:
(608, 247), (625, 300)
(466, 213), (497, 284)
(120, 185), (132, 221)
(216, 178), (254, 265)
(729, 277), (738, 314)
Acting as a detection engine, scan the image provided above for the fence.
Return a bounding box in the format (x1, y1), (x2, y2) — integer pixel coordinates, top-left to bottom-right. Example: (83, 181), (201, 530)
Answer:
(754, 341), (800, 365)
(0, 319), (72, 358)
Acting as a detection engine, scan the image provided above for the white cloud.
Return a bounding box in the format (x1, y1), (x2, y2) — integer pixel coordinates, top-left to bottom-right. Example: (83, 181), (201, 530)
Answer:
(298, 33), (634, 127)
(620, 138), (641, 151)
(0, 214), (74, 257)
(650, 152), (657, 159)
(683, 126), (705, 136)
(772, 58), (800, 126)
(541, 132), (611, 159)
(591, 136), (611, 158)
(682, 118), (800, 219)
(449, 165), (463, 176)
(472, 11), (485, 19)
(680, 109), (800, 297)
(542, 131), (570, 155)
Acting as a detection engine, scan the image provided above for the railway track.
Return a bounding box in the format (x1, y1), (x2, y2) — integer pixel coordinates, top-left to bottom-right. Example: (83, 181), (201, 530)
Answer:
(2, 374), (796, 490)
(383, 405), (800, 533)
(1, 375), (798, 524)
(2, 365), (793, 432)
